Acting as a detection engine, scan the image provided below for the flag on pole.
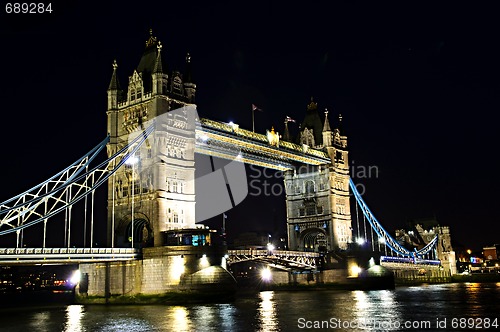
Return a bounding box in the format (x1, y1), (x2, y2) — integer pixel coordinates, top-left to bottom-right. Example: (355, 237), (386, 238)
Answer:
(285, 116), (296, 123)
(252, 104), (263, 112)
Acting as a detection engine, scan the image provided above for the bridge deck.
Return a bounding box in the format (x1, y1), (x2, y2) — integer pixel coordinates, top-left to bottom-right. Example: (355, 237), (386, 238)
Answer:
(227, 249), (320, 270)
(0, 248), (140, 264)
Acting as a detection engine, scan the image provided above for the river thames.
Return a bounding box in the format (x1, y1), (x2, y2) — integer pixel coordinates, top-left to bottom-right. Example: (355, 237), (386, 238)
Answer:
(1, 283), (499, 331)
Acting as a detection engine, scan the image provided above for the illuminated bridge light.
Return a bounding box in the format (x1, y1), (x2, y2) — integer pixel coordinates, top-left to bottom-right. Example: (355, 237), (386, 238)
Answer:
(69, 270), (81, 285)
(261, 267), (272, 281)
(350, 264), (362, 277)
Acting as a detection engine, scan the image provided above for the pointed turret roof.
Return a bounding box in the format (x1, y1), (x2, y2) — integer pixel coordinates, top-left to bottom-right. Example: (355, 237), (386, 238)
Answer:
(153, 41), (164, 74)
(298, 97), (323, 145)
(323, 109), (331, 132)
(137, 29), (163, 92)
(108, 59), (120, 91)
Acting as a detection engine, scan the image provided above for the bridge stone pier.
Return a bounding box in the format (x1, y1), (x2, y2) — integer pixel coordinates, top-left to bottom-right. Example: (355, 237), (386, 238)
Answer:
(77, 245), (235, 303)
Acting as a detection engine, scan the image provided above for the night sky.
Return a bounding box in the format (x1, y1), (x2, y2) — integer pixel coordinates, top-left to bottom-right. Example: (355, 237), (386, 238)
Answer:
(0, 2), (499, 250)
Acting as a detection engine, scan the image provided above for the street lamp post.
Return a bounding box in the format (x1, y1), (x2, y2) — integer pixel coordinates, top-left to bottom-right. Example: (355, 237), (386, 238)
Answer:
(222, 213), (227, 246)
(126, 155), (139, 249)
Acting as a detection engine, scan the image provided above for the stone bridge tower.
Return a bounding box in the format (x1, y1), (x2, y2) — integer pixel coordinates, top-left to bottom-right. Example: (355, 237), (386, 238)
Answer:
(106, 31), (197, 248)
(285, 99), (352, 253)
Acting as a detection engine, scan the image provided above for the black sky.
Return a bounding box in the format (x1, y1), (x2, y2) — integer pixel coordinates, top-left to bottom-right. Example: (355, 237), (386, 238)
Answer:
(0, 1), (499, 249)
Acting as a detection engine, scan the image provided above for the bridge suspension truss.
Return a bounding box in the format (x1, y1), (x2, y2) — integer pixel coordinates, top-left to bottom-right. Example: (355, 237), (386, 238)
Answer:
(349, 178), (440, 266)
(0, 122), (155, 249)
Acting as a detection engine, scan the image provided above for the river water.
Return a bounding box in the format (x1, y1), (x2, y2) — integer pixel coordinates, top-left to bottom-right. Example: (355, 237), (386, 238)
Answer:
(1, 283), (499, 331)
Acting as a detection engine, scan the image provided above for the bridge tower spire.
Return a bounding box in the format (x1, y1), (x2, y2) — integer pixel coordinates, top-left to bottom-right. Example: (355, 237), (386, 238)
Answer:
(152, 41), (168, 96)
(106, 60), (121, 151)
(107, 59), (120, 111)
(322, 108), (332, 148)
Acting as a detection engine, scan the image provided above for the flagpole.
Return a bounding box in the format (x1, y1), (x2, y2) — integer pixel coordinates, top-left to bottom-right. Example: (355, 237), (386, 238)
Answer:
(222, 213), (227, 246)
(252, 108), (255, 132)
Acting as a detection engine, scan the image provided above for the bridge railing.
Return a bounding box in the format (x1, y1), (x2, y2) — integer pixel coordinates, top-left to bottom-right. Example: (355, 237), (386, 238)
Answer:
(0, 248), (139, 255)
(227, 249), (320, 258)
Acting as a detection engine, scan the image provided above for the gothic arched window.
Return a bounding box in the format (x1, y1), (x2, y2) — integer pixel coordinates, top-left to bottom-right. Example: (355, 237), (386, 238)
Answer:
(305, 181), (315, 194)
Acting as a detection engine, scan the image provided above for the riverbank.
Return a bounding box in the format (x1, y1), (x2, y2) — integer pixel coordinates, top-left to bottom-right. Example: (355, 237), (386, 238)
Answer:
(394, 272), (500, 286)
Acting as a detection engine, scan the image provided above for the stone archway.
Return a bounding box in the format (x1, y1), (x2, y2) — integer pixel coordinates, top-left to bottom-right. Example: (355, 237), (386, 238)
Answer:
(300, 228), (327, 253)
(116, 213), (153, 248)
(126, 218), (153, 248)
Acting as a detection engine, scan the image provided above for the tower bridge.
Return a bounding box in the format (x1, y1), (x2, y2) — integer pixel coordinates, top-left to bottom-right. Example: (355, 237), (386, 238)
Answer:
(0, 31), (456, 301)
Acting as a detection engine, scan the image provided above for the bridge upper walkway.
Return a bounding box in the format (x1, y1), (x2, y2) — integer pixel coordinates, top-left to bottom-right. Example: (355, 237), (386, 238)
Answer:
(196, 118), (330, 170)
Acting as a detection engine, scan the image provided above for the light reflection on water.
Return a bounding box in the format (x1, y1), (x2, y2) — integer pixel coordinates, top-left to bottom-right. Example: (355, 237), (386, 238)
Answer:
(64, 305), (84, 332)
(353, 289), (401, 329)
(257, 291), (278, 332)
(1, 283), (500, 331)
